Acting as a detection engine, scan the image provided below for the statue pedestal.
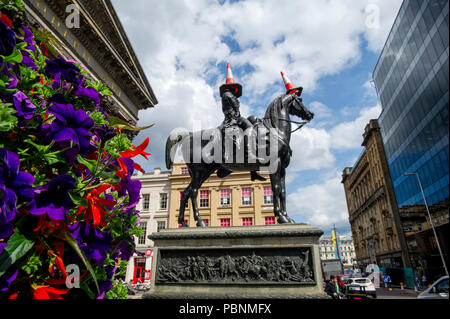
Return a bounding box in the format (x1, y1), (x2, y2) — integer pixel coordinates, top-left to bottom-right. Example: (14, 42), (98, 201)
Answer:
(143, 223), (328, 299)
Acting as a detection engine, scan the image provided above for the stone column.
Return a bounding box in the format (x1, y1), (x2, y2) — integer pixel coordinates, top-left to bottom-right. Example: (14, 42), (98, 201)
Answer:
(210, 188), (219, 227)
(231, 186), (240, 226)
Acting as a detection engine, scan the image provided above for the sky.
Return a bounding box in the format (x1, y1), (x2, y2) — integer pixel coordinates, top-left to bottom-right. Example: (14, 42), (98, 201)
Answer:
(111, 0), (403, 237)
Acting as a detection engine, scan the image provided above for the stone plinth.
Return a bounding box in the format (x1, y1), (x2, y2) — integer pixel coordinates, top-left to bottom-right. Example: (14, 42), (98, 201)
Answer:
(143, 223), (328, 299)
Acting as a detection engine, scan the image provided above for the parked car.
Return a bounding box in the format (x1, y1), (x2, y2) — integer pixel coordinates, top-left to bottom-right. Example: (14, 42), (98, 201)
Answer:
(418, 276), (449, 299)
(343, 284), (370, 299)
(345, 277), (377, 298)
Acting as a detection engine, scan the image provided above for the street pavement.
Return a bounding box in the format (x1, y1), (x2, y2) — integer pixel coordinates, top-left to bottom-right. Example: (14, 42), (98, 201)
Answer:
(375, 287), (418, 299)
(127, 287), (419, 299)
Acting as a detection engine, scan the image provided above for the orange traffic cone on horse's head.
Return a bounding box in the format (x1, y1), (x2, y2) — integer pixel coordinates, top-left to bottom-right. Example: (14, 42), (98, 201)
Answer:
(220, 63), (242, 98)
(280, 71), (303, 96)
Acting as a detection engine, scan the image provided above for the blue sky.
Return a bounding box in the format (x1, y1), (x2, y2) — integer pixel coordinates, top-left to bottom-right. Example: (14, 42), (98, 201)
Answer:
(111, 0), (403, 236)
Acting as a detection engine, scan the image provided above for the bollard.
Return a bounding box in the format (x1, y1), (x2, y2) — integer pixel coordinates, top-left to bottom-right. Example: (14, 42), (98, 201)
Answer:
(401, 282), (405, 294)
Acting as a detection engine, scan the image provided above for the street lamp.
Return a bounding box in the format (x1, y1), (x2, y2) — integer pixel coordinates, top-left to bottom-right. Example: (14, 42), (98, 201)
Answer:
(404, 172), (449, 276)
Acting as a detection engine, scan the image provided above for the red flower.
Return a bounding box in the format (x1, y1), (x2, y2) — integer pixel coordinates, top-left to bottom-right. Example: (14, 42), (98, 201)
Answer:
(1, 14), (12, 28)
(134, 162), (145, 173)
(115, 158), (128, 179)
(78, 184), (116, 228)
(47, 250), (68, 278)
(120, 137), (151, 160)
(33, 286), (69, 299)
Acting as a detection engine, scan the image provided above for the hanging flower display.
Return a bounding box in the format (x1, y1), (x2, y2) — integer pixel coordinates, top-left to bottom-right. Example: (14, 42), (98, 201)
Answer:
(0, 1), (150, 299)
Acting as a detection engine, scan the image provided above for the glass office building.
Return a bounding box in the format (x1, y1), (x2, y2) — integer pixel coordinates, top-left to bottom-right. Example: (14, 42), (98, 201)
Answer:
(374, 0), (449, 209)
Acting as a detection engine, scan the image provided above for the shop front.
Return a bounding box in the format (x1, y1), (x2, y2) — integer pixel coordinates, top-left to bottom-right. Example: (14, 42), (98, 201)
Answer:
(125, 250), (153, 286)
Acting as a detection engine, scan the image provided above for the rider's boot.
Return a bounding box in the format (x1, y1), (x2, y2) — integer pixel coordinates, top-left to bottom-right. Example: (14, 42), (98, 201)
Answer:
(217, 168), (233, 178)
(251, 171), (267, 181)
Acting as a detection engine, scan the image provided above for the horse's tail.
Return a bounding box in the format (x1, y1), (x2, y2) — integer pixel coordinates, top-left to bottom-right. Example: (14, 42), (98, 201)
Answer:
(165, 129), (189, 169)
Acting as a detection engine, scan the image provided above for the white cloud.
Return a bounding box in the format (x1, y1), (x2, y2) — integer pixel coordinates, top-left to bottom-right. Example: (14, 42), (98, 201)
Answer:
(287, 171), (351, 233)
(110, 0), (401, 172)
(330, 103), (382, 151)
(289, 127), (335, 172)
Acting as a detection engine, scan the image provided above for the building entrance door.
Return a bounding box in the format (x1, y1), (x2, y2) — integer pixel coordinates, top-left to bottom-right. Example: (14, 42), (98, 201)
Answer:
(133, 258), (146, 284)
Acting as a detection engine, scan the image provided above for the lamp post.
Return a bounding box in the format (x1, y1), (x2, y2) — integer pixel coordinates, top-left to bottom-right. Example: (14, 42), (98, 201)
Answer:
(404, 173), (448, 276)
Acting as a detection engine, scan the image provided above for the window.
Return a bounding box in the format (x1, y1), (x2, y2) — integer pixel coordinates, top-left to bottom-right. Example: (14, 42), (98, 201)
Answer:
(263, 186), (273, 205)
(265, 216), (276, 225)
(157, 221), (166, 232)
(241, 188), (252, 206)
(199, 190), (209, 208)
(220, 189), (231, 207)
(242, 217), (253, 226)
(181, 167), (189, 175)
(435, 279), (449, 294)
(138, 222), (147, 245)
(142, 194), (150, 211)
(159, 193), (168, 210)
(220, 218), (231, 227)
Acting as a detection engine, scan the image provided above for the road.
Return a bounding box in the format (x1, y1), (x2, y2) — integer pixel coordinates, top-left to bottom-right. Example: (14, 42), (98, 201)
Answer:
(375, 287), (418, 299)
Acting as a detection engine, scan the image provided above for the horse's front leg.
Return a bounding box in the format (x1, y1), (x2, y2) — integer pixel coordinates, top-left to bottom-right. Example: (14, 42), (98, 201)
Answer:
(270, 165), (290, 224)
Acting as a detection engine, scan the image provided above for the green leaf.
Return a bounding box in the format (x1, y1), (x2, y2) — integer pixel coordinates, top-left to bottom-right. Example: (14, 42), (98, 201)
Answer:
(107, 115), (154, 132)
(0, 225), (35, 278)
(76, 154), (97, 172)
(3, 50), (23, 64)
(58, 231), (100, 296)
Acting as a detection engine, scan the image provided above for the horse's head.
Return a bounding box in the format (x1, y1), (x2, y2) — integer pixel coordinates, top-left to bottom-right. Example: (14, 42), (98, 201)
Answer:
(287, 94), (314, 122)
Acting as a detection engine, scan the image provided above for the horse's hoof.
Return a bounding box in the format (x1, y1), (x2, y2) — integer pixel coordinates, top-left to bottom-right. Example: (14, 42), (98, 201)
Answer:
(287, 216), (295, 224)
(277, 216), (290, 224)
(179, 221), (189, 228)
(197, 220), (207, 227)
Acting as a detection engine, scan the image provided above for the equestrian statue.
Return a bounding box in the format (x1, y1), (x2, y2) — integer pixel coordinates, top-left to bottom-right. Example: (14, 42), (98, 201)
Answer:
(165, 64), (314, 227)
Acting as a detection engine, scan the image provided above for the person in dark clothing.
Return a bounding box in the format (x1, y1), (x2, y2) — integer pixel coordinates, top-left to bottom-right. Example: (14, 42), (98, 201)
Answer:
(325, 275), (341, 299)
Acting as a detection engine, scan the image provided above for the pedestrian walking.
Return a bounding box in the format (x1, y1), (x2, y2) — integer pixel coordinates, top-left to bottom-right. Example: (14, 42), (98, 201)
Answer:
(325, 275), (341, 299)
(421, 275), (427, 288)
(415, 276), (422, 290)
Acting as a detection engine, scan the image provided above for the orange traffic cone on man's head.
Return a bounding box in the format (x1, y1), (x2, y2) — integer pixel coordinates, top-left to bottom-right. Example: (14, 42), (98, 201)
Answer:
(280, 71), (303, 96)
(225, 63), (235, 84)
(220, 63), (242, 98)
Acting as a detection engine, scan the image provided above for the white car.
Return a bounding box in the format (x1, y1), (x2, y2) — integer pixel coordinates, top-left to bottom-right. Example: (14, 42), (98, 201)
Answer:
(418, 276), (449, 299)
(346, 277), (377, 298)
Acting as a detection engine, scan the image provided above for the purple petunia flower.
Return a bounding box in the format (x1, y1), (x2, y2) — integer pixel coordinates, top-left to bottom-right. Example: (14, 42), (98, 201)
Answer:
(0, 148), (35, 229)
(93, 125), (117, 148)
(30, 174), (76, 220)
(44, 56), (80, 83)
(0, 241), (18, 291)
(21, 25), (36, 51)
(42, 103), (94, 165)
(96, 280), (113, 299)
(114, 157), (141, 208)
(0, 20), (15, 57)
(21, 52), (38, 71)
(69, 222), (112, 266)
(2, 69), (17, 89)
(0, 265), (18, 292)
(73, 86), (100, 107)
(114, 238), (134, 262)
(12, 91), (36, 119)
